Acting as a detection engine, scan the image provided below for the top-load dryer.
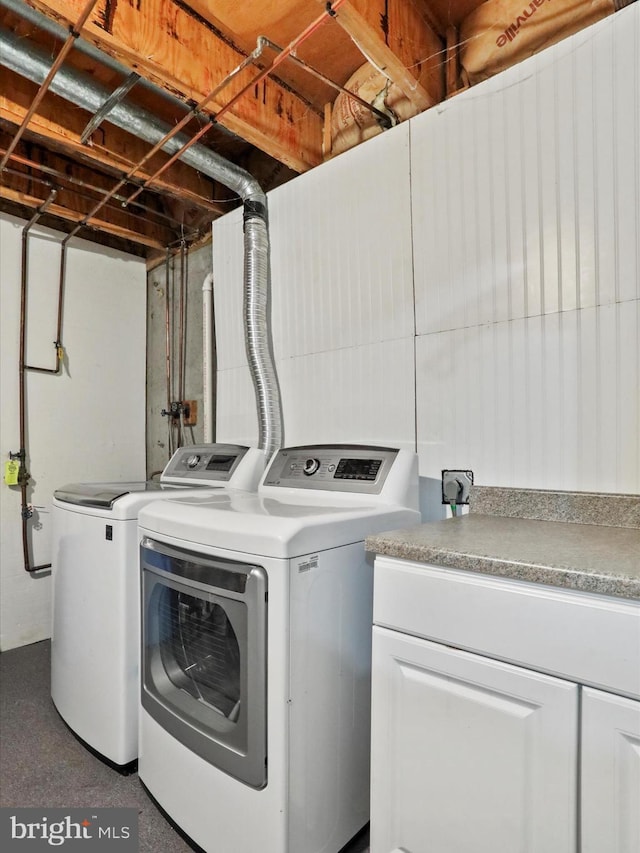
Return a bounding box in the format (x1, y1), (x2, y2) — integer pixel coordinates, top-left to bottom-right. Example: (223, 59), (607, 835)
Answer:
(137, 443), (421, 853)
(51, 443), (267, 768)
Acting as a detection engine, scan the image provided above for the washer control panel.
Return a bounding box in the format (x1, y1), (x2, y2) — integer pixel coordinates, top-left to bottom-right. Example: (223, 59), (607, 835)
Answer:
(162, 444), (249, 483)
(263, 445), (399, 494)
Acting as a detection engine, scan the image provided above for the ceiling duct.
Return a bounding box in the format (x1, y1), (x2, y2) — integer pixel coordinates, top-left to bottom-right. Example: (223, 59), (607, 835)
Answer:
(0, 24), (283, 457)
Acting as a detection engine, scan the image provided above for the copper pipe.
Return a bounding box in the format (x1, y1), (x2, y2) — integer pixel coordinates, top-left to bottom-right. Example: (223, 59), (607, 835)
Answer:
(23, 236), (66, 375)
(117, 40), (267, 213)
(178, 242), (186, 406)
(39, 38), (262, 235)
(259, 37), (393, 127)
(1, 158), (188, 230)
(0, 0), (99, 174)
(18, 189), (57, 573)
(59, 51), (244, 242)
(9, 28), (248, 245)
(124, 0), (347, 207)
(164, 248), (173, 456)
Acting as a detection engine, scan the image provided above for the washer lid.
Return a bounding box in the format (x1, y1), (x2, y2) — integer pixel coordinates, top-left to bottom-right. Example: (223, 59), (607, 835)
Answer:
(53, 480), (166, 509)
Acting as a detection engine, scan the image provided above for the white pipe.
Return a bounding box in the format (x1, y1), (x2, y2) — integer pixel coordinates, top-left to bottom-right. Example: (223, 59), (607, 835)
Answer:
(202, 272), (214, 443)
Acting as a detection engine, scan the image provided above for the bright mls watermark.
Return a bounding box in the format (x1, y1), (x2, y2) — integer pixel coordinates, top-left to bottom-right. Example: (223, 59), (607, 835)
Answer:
(0, 808), (138, 851)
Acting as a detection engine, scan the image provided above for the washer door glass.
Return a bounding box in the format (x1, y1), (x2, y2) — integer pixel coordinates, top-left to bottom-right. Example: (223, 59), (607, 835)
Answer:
(141, 539), (267, 788)
(160, 589), (241, 721)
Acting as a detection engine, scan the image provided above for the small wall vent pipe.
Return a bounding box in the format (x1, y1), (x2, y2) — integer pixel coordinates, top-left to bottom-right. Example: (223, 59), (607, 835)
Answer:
(202, 272), (215, 444)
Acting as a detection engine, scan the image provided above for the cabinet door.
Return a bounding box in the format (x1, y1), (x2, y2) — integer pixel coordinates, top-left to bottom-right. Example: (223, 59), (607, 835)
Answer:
(370, 626), (578, 853)
(581, 687), (640, 853)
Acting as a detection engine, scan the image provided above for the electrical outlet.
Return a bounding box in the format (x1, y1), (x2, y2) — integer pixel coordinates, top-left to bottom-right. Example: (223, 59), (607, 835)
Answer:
(441, 469), (474, 505)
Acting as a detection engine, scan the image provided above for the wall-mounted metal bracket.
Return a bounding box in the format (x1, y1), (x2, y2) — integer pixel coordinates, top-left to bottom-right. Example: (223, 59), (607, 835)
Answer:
(80, 72), (141, 145)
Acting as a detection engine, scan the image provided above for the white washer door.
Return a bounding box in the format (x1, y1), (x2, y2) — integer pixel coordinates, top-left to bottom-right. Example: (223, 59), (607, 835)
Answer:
(141, 537), (268, 788)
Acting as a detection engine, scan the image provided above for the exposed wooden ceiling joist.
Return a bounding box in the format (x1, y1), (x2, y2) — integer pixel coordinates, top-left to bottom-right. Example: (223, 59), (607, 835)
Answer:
(0, 129), (193, 247)
(326, 0), (442, 109)
(0, 0), (630, 261)
(23, 0), (327, 172)
(0, 70), (232, 214)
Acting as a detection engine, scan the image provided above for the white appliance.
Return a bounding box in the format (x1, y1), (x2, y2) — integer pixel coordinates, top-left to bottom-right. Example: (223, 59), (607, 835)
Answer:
(51, 443), (266, 768)
(138, 444), (420, 853)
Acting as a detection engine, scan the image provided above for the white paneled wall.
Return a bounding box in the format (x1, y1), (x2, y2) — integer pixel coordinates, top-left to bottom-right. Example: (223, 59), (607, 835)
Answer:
(213, 5), (639, 498)
(277, 339), (416, 450)
(413, 10), (639, 335)
(216, 365), (260, 447)
(268, 124), (415, 358)
(212, 207), (246, 371)
(214, 125), (416, 451)
(417, 303), (639, 492)
(413, 5), (639, 491)
(0, 214), (146, 650)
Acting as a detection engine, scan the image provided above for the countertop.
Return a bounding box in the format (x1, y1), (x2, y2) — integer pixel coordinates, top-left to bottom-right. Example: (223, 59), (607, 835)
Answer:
(366, 487), (640, 600)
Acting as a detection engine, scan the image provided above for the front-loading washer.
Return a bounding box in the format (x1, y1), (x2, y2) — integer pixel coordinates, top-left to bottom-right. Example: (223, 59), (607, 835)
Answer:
(138, 444), (421, 853)
(51, 443), (267, 768)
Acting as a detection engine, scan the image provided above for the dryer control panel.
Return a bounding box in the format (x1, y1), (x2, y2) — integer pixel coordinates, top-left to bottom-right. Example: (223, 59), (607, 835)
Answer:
(262, 445), (399, 495)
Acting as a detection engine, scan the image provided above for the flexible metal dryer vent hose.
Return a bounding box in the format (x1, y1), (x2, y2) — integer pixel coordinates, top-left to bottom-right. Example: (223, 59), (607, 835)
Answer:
(0, 23), (283, 457)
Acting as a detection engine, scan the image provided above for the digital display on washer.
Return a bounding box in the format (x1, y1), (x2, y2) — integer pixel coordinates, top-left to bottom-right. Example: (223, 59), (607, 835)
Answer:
(334, 458), (382, 481)
(205, 454), (237, 472)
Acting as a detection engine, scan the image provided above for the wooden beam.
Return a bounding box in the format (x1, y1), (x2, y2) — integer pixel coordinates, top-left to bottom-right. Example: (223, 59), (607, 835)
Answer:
(0, 131), (184, 243)
(329, 0), (440, 110)
(0, 71), (229, 214)
(0, 184), (166, 249)
(445, 26), (460, 98)
(24, 0), (324, 171)
(323, 102), (332, 159)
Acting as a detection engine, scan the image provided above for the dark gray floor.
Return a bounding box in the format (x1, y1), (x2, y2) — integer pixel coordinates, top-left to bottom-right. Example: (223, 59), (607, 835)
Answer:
(0, 640), (370, 853)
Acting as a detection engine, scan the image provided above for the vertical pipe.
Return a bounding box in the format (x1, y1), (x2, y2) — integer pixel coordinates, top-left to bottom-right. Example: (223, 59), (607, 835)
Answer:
(0, 28), (285, 455)
(243, 209), (282, 457)
(164, 248), (173, 456)
(178, 243), (186, 406)
(177, 242), (187, 447)
(202, 272), (214, 443)
(18, 189), (57, 573)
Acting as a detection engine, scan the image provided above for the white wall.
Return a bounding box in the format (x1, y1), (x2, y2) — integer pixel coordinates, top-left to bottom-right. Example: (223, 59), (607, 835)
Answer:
(0, 214), (147, 651)
(214, 124), (417, 452)
(412, 5), (639, 492)
(212, 5), (640, 506)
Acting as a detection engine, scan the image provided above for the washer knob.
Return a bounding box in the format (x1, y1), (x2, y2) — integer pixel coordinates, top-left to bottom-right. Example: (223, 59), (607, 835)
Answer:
(303, 458), (320, 476)
(186, 454), (201, 469)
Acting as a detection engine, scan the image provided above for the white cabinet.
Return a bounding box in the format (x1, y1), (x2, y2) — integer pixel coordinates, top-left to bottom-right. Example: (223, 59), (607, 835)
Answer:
(581, 688), (640, 853)
(370, 556), (640, 853)
(370, 627), (578, 853)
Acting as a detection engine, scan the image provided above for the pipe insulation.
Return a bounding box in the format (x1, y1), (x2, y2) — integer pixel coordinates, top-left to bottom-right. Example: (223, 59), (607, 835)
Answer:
(0, 25), (283, 456)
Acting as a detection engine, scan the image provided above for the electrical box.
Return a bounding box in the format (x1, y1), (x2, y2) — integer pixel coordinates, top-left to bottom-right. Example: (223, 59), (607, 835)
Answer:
(183, 400), (198, 426)
(441, 470), (474, 505)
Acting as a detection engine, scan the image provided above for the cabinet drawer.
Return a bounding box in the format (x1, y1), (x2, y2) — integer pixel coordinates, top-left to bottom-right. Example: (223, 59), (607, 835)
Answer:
(373, 556), (640, 699)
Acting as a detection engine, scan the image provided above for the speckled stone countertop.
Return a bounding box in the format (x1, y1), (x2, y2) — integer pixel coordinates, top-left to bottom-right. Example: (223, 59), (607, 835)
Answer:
(366, 487), (640, 600)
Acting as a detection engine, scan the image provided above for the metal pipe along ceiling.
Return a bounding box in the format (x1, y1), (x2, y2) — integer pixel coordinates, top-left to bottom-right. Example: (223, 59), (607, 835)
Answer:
(0, 0), (227, 135)
(0, 25), (283, 457)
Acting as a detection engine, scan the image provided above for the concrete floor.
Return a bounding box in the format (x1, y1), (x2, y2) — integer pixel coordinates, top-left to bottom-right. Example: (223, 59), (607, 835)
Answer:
(0, 640), (370, 852)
